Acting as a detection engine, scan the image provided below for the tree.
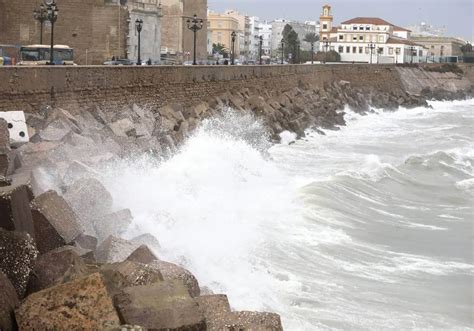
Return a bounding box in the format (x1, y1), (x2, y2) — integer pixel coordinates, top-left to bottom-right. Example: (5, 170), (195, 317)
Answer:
(281, 24), (300, 63)
(461, 42), (472, 53)
(212, 43), (229, 58)
(315, 50), (341, 63)
(303, 32), (319, 44)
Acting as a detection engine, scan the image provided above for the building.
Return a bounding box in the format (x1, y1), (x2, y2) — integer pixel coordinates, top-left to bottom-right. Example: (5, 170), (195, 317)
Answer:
(410, 36), (465, 59)
(0, 0), (162, 65)
(271, 19), (318, 52)
(160, 0), (208, 63)
(208, 12), (240, 58)
(259, 21), (273, 56)
(248, 16), (261, 60)
(319, 5), (424, 64)
(223, 10), (251, 61)
(407, 22), (447, 37)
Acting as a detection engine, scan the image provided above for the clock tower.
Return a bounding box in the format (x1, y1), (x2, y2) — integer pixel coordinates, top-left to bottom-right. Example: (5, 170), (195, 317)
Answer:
(319, 4), (333, 41)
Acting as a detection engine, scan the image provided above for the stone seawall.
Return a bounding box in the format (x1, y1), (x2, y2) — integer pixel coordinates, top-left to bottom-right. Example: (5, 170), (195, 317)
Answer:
(0, 64), (408, 112)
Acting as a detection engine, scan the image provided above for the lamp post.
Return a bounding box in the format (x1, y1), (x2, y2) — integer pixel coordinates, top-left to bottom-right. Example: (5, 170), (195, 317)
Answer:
(323, 40), (330, 64)
(186, 14), (204, 65)
(377, 47), (382, 64)
(135, 19), (143, 65)
(44, 0), (58, 65)
(281, 39), (285, 65)
(409, 46), (415, 64)
(33, 4), (48, 44)
(296, 40), (300, 64)
(310, 41), (314, 64)
(368, 43), (376, 64)
(231, 31), (236, 65)
(259, 35), (263, 65)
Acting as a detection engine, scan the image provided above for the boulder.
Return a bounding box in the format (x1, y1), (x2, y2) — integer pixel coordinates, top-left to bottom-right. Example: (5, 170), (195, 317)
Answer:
(114, 280), (205, 330)
(150, 260), (200, 297)
(96, 236), (137, 263)
(0, 271), (19, 331)
(63, 177), (113, 233)
(0, 180), (34, 235)
(30, 190), (83, 254)
(0, 229), (38, 298)
(0, 111), (29, 147)
(94, 209), (133, 243)
(39, 119), (72, 142)
(195, 295), (232, 331)
(0, 119), (10, 177)
(62, 160), (99, 185)
(228, 311), (283, 331)
(108, 118), (136, 138)
(130, 233), (161, 251)
(101, 260), (163, 286)
(126, 245), (158, 264)
(74, 233), (98, 251)
(26, 246), (89, 294)
(15, 273), (121, 330)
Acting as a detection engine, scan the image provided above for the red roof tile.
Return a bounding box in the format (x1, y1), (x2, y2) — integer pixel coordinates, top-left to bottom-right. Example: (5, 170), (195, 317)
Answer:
(341, 17), (393, 25)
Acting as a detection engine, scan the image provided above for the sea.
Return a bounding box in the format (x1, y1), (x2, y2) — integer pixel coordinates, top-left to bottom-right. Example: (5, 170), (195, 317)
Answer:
(102, 98), (474, 330)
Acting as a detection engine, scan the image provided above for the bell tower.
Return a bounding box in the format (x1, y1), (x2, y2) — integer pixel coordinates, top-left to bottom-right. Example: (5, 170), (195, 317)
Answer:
(319, 4), (333, 41)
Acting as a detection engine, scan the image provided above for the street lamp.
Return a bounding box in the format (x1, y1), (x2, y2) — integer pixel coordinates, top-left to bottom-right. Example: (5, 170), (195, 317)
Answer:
(322, 39), (330, 64)
(44, 0), (58, 65)
(368, 43), (376, 64)
(296, 40), (300, 64)
(259, 35), (263, 65)
(231, 31), (236, 65)
(409, 46), (416, 64)
(186, 14), (204, 65)
(281, 39), (285, 65)
(33, 4), (48, 44)
(135, 19), (143, 65)
(310, 41), (315, 64)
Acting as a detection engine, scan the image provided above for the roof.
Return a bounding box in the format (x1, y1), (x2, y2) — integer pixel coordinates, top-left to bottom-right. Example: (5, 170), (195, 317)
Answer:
(392, 25), (411, 32)
(341, 17), (393, 25)
(386, 37), (420, 46)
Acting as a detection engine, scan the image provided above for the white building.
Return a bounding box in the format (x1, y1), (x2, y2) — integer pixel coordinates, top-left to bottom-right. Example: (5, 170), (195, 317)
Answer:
(249, 16), (261, 60)
(259, 21), (273, 56)
(271, 19), (318, 52)
(319, 5), (424, 64)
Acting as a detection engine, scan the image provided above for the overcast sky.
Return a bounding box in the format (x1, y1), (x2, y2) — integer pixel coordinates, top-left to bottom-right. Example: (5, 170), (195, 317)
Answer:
(208, 0), (473, 41)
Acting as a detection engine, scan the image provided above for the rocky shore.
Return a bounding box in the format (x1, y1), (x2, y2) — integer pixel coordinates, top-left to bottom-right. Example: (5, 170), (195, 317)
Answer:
(0, 64), (473, 330)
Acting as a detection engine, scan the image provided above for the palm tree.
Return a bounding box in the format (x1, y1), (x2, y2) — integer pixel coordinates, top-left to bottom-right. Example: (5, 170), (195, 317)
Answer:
(304, 32), (319, 64)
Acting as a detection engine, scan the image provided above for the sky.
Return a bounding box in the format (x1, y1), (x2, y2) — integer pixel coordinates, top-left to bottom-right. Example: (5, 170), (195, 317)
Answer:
(208, 0), (474, 41)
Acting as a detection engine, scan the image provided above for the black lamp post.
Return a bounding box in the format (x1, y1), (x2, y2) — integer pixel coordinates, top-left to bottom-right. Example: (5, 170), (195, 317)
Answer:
(186, 14), (204, 65)
(231, 31), (236, 65)
(259, 35), (263, 65)
(296, 40), (300, 64)
(368, 43), (376, 64)
(33, 3), (48, 44)
(45, 0), (58, 65)
(323, 39), (330, 64)
(310, 41), (315, 64)
(409, 46), (415, 64)
(135, 19), (143, 65)
(281, 39), (285, 64)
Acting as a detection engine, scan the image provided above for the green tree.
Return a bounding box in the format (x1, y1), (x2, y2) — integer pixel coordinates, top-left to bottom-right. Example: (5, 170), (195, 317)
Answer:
(281, 25), (301, 63)
(303, 32), (319, 45)
(315, 50), (341, 63)
(212, 43), (229, 58)
(461, 42), (472, 53)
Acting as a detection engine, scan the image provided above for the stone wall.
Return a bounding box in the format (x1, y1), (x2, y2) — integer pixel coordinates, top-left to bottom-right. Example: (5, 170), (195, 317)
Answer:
(0, 64), (409, 112)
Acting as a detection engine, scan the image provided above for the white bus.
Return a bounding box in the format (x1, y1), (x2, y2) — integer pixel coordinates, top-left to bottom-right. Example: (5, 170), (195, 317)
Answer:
(18, 45), (75, 65)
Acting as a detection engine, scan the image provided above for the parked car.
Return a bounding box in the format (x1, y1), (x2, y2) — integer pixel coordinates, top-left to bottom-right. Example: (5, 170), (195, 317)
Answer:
(103, 59), (133, 65)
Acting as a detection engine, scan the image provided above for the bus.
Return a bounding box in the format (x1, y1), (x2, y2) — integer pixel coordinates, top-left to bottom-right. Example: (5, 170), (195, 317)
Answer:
(18, 45), (75, 65)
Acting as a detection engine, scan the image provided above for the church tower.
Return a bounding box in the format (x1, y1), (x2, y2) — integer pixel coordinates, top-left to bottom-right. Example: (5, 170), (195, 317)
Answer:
(319, 4), (333, 41)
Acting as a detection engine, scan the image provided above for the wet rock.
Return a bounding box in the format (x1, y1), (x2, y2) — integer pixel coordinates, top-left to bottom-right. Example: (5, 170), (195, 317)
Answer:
(108, 118), (136, 138)
(16, 273), (121, 330)
(62, 160), (99, 185)
(158, 104), (185, 123)
(126, 245), (158, 264)
(131, 233), (161, 251)
(0, 119), (11, 177)
(195, 294), (232, 331)
(39, 119), (72, 141)
(0, 180), (34, 235)
(101, 260), (163, 286)
(0, 228), (38, 298)
(0, 271), (19, 331)
(229, 311), (283, 331)
(150, 260), (200, 297)
(64, 177), (113, 233)
(96, 236), (137, 263)
(114, 280), (205, 330)
(193, 102), (209, 117)
(74, 233), (98, 251)
(94, 209), (133, 243)
(26, 246), (88, 294)
(30, 190), (83, 254)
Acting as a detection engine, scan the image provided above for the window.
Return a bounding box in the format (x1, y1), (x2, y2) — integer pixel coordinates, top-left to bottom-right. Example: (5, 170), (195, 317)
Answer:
(378, 47), (383, 54)
(339, 46), (344, 53)
(388, 47), (393, 55)
(339, 35), (344, 40)
(359, 35), (364, 41)
(353, 46), (357, 53)
(346, 46), (351, 53)
(323, 24), (328, 30)
(359, 26), (364, 30)
(396, 48), (401, 54)
(353, 25), (357, 30)
(366, 26), (370, 31)
(378, 36), (384, 42)
(419, 50), (423, 56)
(359, 47), (363, 53)
(353, 36), (357, 41)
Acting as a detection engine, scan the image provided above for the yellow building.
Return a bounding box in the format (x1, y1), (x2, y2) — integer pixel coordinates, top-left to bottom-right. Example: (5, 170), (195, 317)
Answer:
(208, 12), (240, 57)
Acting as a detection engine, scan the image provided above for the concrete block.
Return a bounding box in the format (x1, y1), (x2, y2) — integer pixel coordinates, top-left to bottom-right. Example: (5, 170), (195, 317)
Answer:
(0, 111), (29, 147)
